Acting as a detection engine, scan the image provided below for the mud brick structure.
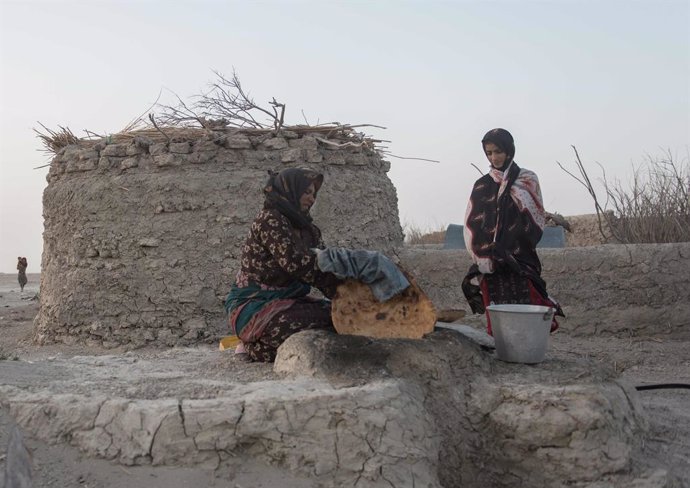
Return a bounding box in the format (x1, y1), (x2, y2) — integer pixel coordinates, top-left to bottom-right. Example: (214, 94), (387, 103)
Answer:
(35, 128), (403, 347)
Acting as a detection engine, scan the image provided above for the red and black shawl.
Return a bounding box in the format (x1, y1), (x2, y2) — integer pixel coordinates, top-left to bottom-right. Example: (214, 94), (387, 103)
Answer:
(462, 161), (560, 317)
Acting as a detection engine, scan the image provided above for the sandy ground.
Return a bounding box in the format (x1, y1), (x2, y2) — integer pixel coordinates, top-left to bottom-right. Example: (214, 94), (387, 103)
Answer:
(1, 272), (688, 487)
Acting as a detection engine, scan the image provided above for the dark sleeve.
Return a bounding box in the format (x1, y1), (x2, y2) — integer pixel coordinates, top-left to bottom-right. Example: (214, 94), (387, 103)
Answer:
(465, 175), (497, 259)
(519, 205), (543, 250)
(255, 211), (341, 298)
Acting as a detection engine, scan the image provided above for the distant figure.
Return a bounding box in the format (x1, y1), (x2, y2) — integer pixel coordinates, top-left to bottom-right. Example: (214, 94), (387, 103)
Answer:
(17, 257), (28, 292)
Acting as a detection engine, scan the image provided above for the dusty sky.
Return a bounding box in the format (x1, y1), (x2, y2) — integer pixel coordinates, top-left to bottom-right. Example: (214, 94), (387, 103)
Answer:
(0, 0), (688, 273)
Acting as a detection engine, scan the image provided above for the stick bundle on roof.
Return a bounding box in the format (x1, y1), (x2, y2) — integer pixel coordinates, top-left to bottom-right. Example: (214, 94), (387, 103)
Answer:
(35, 69), (385, 156)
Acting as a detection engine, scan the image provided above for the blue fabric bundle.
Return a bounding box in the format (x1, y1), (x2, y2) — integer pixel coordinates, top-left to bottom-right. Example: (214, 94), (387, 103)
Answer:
(315, 248), (410, 302)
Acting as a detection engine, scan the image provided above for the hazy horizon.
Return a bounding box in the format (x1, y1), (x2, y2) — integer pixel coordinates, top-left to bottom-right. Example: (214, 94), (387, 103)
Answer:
(1, 0), (688, 273)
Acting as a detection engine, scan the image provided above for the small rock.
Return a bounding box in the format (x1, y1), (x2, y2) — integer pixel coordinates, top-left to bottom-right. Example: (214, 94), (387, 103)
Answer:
(263, 137), (288, 150)
(138, 238), (160, 248)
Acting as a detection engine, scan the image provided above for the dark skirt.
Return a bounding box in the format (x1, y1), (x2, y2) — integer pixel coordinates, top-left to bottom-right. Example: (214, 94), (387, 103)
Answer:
(479, 271), (560, 336)
(243, 298), (334, 362)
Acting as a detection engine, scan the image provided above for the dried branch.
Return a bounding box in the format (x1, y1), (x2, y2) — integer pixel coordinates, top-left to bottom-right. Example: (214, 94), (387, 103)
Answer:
(148, 114), (170, 143)
(156, 89), (206, 128)
(34, 69), (387, 155)
(340, 123), (387, 130)
(83, 129), (105, 140)
(185, 69), (283, 129)
(556, 161), (587, 188)
(270, 97), (285, 130)
(381, 152), (440, 164)
(315, 137), (368, 149)
(558, 146), (689, 244)
(604, 153), (689, 243)
(301, 109), (310, 125)
(121, 88), (163, 133)
(470, 163), (484, 176)
(557, 146), (619, 242)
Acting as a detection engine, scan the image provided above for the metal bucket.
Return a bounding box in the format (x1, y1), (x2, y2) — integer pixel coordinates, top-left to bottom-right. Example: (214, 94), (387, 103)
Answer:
(486, 304), (554, 364)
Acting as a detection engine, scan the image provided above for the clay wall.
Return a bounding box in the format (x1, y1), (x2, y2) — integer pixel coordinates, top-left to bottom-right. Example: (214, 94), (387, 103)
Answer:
(35, 130), (403, 347)
(398, 243), (690, 338)
(564, 213), (614, 247)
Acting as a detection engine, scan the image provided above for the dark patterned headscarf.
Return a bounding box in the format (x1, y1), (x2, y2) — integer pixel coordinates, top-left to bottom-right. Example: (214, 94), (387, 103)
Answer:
(481, 128), (515, 167)
(263, 168), (324, 229)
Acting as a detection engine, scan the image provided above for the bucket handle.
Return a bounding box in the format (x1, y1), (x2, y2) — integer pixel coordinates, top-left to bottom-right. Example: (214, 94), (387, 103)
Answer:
(543, 307), (555, 322)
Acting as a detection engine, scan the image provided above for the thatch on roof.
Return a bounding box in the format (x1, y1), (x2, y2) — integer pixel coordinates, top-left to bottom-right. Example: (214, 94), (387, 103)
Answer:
(34, 123), (80, 154)
(35, 70), (388, 156)
(34, 122), (387, 155)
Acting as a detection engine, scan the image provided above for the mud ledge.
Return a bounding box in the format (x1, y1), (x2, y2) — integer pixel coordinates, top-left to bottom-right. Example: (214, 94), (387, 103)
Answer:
(2, 329), (677, 488)
(398, 242), (690, 338)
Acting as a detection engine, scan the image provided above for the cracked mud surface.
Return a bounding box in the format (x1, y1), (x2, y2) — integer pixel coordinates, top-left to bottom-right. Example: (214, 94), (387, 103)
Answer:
(1, 273), (689, 487)
(0, 274), (296, 488)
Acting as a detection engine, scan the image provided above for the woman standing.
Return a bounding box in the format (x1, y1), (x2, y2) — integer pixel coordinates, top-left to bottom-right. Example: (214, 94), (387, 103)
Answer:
(225, 168), (342, 362)
(462, 128), (563, 335)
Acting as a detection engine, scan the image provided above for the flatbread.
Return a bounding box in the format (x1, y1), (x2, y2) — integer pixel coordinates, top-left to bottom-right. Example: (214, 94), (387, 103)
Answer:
(331, 271), (437, 339)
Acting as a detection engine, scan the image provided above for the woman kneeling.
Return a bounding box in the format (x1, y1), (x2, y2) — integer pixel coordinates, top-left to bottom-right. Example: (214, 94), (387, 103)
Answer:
(225, 168), (341, 362)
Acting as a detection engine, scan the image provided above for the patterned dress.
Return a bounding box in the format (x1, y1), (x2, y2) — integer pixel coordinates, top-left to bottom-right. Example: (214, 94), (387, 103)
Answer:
(227, 207), (341, 362)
